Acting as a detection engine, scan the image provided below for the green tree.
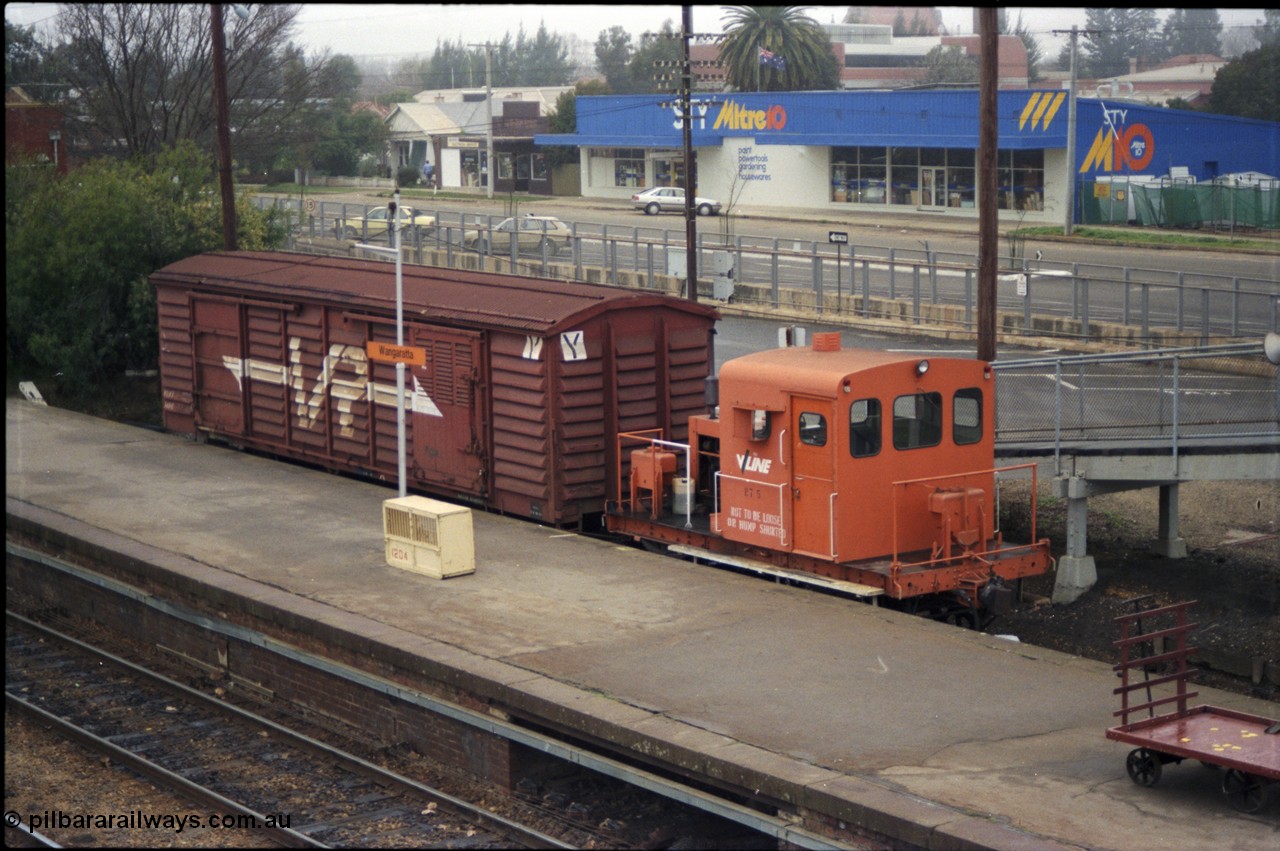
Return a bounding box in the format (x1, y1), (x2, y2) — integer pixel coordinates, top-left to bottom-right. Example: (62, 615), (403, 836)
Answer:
(544, 80), (610, 166)
(594, 26), (634, 92)
(628, 22), (683, 95)
(5, 142), (288, 392)
(1161, 9), (1222, 57)
(1254, 9), (1280, 47)
(1082, 8), (1163, 77)
(5, 18), (69, 97)
(1206, 43), (1280, 121)
(920, 45), (977, 85)
(1005, 11), (1044, 83)
(718, 6), (839, 92)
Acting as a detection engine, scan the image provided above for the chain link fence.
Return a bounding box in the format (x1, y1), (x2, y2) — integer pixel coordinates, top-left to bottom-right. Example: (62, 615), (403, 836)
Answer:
(1080, 179), (1279, 232)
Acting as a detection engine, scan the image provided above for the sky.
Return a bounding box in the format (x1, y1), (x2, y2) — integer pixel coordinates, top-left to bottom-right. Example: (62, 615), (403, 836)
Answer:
(5, 5), (1270, 63)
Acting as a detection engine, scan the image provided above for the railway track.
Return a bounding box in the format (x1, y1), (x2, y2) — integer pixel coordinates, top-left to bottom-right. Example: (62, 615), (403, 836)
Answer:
(7, 542), (872, 849)
(5, 611), (571, 849)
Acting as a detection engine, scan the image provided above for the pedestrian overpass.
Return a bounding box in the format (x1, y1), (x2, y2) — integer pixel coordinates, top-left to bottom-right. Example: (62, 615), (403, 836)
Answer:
(992, 337), (1280, 603)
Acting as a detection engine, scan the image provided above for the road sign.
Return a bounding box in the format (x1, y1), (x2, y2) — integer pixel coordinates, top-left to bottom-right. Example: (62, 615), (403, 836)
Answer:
(366, 341), (427, 367)
(828, 231), (849, 244)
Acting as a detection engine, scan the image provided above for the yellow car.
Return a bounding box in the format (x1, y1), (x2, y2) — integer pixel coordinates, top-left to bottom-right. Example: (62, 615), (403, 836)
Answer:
(335, 206), (435, 241)
(462, 216), (572, 256)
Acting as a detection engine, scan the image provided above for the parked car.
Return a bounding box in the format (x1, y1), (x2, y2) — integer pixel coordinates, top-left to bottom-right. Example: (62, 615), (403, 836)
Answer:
(631, 186), (721, 216)
(335, 206), (435, 241)
(462, 215), (573, 255)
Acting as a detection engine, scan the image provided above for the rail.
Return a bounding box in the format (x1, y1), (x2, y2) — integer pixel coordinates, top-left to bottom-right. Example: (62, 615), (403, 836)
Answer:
(257, 197), (1279, 345)
(888, 463), (1043, 580)
(991, 341), (1280, 471)
(614, 429), (694, 528)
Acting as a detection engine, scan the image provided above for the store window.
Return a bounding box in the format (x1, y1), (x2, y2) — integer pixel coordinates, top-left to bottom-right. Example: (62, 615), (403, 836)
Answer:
(890, 147), (920, 205)
(830, 147), (886, 204)
(653, 154), (685, 187)
(999, 150), (1045, 211)
(531, 152), (548, 181)
(497, 152), (514, 181)
(613, 148), (645, 188)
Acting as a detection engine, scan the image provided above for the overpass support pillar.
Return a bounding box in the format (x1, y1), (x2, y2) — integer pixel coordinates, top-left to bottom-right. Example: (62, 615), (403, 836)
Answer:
(1153, 483), (1188, 558)
(1053, 475), (1096, 604)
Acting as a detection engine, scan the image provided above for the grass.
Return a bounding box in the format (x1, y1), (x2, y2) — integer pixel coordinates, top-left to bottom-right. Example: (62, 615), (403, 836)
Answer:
(1011, 225), (1277, 252)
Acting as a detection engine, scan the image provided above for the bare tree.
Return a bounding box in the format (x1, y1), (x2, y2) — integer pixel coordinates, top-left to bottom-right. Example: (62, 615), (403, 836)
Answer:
(55, 3), (333, 167)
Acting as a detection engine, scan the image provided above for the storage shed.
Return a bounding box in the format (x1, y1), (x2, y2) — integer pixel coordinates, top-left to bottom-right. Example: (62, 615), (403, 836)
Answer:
(151, 251), (719, 525)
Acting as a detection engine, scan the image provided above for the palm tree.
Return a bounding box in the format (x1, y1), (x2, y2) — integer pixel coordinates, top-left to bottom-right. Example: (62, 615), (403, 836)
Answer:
(718, 6), (839, 92)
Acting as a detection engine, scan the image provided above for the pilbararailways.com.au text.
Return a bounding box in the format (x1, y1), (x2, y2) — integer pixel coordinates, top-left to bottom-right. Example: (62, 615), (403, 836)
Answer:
(7, 809), (292, 834)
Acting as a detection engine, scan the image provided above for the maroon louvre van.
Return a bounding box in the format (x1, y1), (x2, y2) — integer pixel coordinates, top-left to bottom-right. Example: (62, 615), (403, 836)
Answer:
(151, 251), (718, 525)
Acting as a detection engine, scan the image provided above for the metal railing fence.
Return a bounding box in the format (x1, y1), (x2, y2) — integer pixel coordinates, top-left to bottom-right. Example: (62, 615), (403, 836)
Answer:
(258, 197), (1279, 344)
(991, 342), (1280, 463)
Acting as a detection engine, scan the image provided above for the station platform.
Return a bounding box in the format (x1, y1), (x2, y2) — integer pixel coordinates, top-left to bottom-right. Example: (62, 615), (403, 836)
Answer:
(7, 398), (1277, 849)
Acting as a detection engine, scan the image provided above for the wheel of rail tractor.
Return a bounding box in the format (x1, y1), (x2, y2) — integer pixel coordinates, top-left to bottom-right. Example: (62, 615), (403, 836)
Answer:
(1125, 748), (1162, 787)
(1222, 769), (1266, 813)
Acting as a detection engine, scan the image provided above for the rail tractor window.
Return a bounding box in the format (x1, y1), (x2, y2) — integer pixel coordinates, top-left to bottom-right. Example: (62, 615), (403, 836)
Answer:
(849, 398), (881, 457)
(750, 409), (771, 441)
(798, 411), (827, 446)
(892, 392), (942, 450)
(953, 388), (983, 445)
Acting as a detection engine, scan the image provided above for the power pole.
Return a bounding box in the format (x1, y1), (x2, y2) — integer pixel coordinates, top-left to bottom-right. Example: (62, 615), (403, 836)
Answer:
(483, 42), (494, 200)
(977, 7), (997, 362)
(211, 3), (237, 251)
(466, 41), (496, 199)
(681, 5), (697, 302)
(1062, 26), (1081, 236)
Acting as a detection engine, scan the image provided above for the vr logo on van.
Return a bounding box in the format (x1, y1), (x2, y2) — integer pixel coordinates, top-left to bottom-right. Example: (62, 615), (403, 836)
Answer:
(736, 452), (772, 475)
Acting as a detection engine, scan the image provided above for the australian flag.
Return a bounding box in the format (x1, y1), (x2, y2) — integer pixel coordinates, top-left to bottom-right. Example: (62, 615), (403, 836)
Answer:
(758, 46), (786, 70)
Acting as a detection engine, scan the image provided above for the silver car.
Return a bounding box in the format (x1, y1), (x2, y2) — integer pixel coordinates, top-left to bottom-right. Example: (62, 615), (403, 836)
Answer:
(631, 186), (721, 216)
(462, 215), (572, 255)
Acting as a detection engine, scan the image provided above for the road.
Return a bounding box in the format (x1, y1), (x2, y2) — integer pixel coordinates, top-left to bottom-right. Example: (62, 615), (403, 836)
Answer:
(274, 189), (1280, 283)
(268, 190), (1280, 337)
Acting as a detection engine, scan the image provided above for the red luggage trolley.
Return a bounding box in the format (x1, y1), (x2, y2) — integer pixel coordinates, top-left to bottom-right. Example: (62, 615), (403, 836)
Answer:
(1105, 599), (1279, 812)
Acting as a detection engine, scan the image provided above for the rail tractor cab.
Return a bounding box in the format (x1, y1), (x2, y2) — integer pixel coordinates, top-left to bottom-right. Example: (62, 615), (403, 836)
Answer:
(608, 333), (1051, 622)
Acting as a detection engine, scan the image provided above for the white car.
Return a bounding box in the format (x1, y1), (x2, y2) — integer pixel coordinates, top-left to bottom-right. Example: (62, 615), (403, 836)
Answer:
(631, 186), (721, 216)
(461, 216), (572, 255)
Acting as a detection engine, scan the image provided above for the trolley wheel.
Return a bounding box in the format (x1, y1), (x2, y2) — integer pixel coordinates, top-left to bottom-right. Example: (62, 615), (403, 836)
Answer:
(1222, 769), (1266, 813)
(1126, 748), (1163, 787)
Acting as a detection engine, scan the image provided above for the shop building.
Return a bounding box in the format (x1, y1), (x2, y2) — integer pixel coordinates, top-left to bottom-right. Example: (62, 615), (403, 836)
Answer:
(535, 90), (1278, 223)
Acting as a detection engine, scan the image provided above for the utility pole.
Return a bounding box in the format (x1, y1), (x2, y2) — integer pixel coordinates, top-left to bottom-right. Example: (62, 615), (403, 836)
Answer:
(681, 5), (697, 302)
(465, 41), (496, 199)
(977, 7), (997, 362)
(1061, 26), (1081, 236)
(483, 42), (494, 200)
(211, 3), (237, 251)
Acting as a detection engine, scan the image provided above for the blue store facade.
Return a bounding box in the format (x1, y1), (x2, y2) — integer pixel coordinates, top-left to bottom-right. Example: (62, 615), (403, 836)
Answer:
(535, 90), (1278, 224)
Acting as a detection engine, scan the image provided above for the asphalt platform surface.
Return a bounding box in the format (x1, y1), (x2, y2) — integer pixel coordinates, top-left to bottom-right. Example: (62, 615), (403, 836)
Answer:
(7, 398), (1278, 849)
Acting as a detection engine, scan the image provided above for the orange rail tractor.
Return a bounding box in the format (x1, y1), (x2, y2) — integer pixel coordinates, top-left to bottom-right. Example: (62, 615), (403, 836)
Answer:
(608, 333), (1053, 625)
(151, 253), (1050, 624)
